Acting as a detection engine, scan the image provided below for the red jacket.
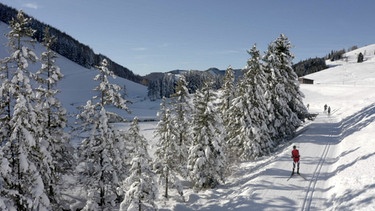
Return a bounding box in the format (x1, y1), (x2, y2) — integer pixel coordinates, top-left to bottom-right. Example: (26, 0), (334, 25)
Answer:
(291, 149), (300, 162)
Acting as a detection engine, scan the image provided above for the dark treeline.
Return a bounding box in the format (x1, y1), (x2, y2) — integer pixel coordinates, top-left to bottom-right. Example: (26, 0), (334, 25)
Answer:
(147, 70), (223, 101)
(147, 68), (243, 100)
(326, 49), (346, 61)
(292, 57), (328, 77)
(326, 46), (358, 62)
(0, 3), (144, 84)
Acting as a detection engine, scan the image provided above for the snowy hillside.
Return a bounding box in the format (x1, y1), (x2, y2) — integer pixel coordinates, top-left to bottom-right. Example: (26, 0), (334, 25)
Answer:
(308, 44), (375, 86)
(0, 21), (159, 122)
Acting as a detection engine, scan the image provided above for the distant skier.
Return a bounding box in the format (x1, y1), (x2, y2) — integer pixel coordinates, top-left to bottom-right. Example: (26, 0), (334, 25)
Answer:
(324, 104), (327, 112)
(327, 106), (331, 115)
(291, 145), (300, 175)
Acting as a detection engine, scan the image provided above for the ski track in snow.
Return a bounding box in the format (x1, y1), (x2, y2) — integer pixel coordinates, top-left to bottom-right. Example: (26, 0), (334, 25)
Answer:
(173, 100), (375, 210)
(301, 114), (334, 211)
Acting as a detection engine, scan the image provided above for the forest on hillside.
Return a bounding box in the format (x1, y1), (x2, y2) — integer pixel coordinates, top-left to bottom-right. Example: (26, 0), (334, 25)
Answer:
(0, 3), (144, 84)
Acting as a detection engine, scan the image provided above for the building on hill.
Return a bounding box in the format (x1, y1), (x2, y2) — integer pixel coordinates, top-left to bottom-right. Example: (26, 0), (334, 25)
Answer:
(298, 77), (314, 84)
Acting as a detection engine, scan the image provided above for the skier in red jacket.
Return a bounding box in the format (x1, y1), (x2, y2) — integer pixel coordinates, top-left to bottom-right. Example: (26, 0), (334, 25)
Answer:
(291, 145), (300, 175)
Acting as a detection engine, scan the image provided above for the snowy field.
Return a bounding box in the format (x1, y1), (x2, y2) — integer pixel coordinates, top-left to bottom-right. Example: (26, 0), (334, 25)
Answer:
(2, 19), (375, 210)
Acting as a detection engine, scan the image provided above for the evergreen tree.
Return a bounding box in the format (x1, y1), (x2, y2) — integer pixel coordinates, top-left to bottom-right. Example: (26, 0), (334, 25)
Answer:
(226, 73), (257, 161)
(219, 66), (235, 161)
(262, 46), (278, 141)
(120, 117), (157, 211)
(244, 45), (274, 155)
(34, 27), (73, 209)
(0, 10), (50, 210)
(187, 82), (227, 190)
(263, 34), (307, 140)
(169, 76), (192, 176)
(154, 98), (184, 200)
(220, 66), (235, 115)
(227, 45), (273, 161)
(76, 58), (130, 210)
(357, 52), (364, 63)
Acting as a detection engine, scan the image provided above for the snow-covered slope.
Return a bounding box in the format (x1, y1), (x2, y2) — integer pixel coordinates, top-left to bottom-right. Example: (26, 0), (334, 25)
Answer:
(0, 21), (159, 121)
(307, 44), (375, 86)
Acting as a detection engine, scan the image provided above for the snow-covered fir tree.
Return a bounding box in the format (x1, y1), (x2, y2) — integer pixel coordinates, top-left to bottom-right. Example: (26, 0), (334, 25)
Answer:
(34, 27), (73, 210)
(226, 73), (257, 161)
(169, 75), (192, 176)
(220, 66), (235, 115)
(261, 47), (279, 141)
(243, 45), (274, 155)
(187, 81), (227, 190)
(226, 45), (274, 160)
(219, 66), (235, 161)
(120, 117), (157, 211)
(0, 10), (50, 210)
(154, 97), (184, 199)
(263, 34), (307, 140)
(271, 34), (308, 123)
(76, 58), (130, 210)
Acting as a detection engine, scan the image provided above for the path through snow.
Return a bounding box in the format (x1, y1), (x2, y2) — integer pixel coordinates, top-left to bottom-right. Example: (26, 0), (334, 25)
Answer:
(173, 102), (375, 211)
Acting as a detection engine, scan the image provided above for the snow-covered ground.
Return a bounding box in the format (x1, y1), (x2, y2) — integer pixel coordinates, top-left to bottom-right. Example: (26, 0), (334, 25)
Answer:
(2, 19), (375, 210)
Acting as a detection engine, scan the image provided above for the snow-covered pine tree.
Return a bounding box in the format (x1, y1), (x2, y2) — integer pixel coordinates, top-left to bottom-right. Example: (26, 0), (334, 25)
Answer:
(120, 117), (157, 211)
(187, 81), (227, 190)
(170, 75), (192, 176)
(76, 58), (130, 210)
(0, 10), (50, 210)
(226, 67), (260, 161)
(154, 97), (184, 200)
(226, 45), (274, 161)
(271, 34), (308, 123)
(219, 66), (235, 162)
(263, 34), (306, 140)
(244, 45), (274, 155)
(262, 46), (278, 141)
(34, 27), (73, 209)
(225, 45), (274, 161)
(220, 66), (235, 115)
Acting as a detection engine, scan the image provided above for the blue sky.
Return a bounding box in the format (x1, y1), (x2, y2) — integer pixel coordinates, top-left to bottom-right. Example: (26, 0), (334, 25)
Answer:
(1, 0), (375, 76)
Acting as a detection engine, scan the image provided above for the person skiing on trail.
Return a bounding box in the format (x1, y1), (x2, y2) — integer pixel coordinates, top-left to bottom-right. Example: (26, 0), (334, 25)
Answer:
(291, 145), (300, 175)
